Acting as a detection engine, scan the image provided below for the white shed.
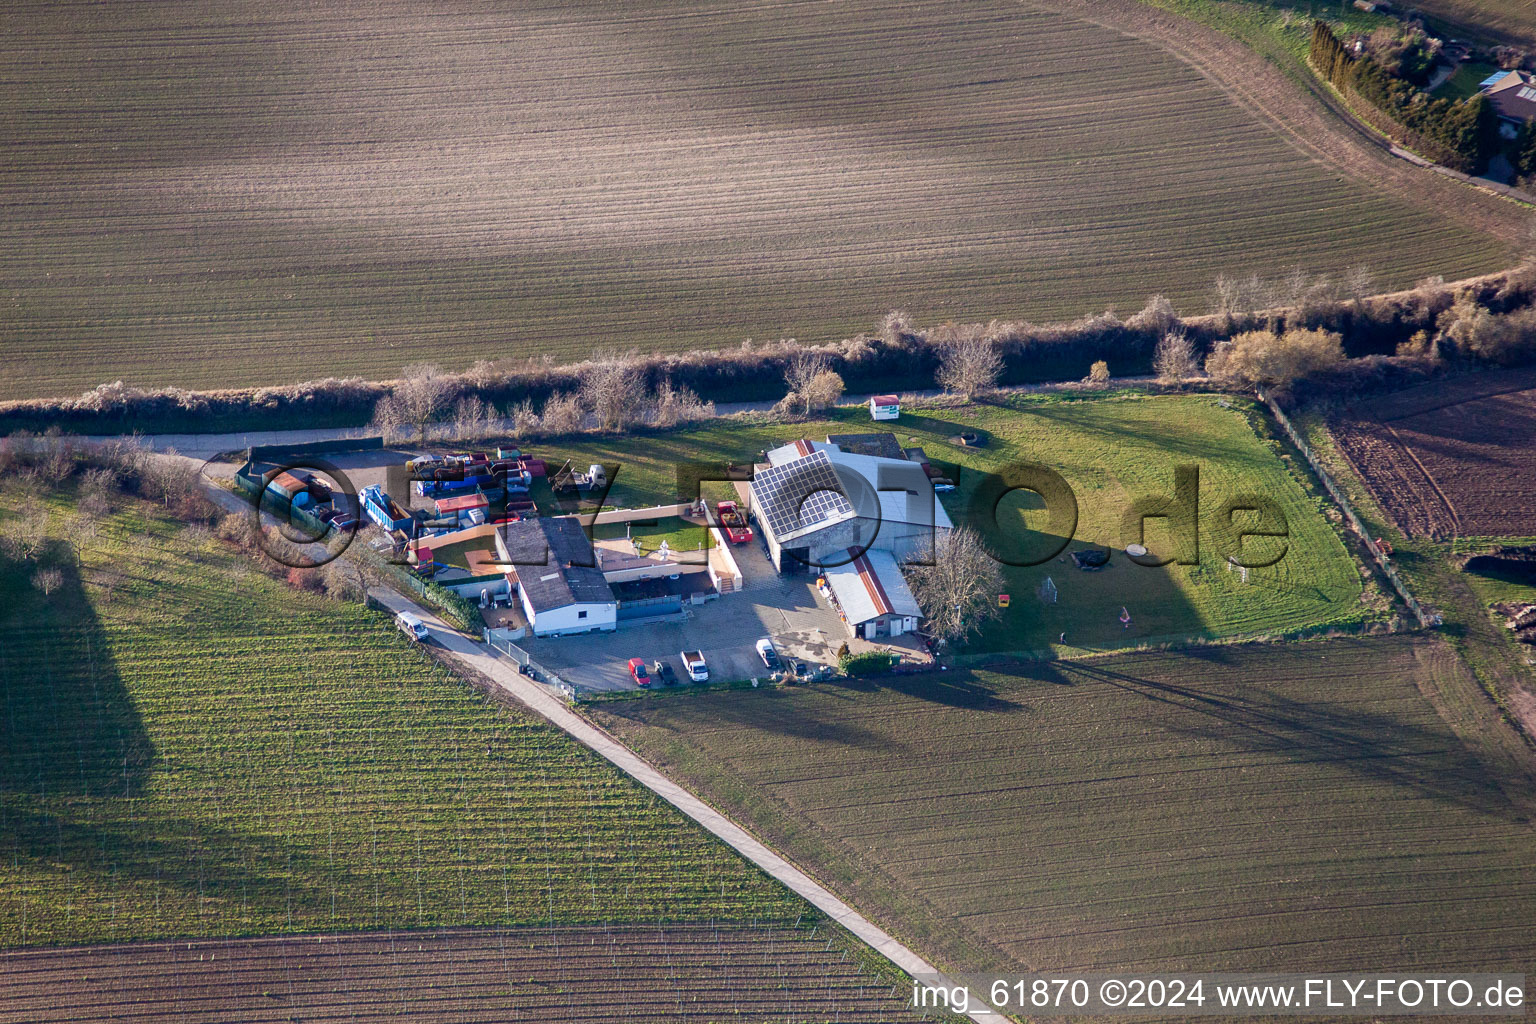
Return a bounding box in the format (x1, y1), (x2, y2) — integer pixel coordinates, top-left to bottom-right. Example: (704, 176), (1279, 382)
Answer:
(869, 394), (900, 420)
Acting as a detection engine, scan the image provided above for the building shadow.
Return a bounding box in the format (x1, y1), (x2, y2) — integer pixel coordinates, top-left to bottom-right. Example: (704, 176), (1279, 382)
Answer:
(0, 544), (154, 802)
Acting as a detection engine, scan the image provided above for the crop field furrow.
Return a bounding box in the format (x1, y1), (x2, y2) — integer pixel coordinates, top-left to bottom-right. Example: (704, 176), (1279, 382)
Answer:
(0, 925), (918, 1024)
(0, 0), (1514, 398)
(1334, 371), (1536, 538)
(593, 637), (1536, 975)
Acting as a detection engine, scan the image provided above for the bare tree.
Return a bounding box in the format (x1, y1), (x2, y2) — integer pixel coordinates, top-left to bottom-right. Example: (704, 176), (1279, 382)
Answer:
(32, 566), (63, 598)
(374, 363), (454, 443)
(936, 336), (1003, 399)
(579, 355), (645, 431)
(39, 427), (76, 484)
(1153, 331), (1198, 385)
(649, 379), (714, 428)
(1343, 265), (1376, 312)
(1127, 294), (1179, 337)
(1086, 360), (1110, 386)
(801, 369), (845, 415)
(321, 557), (374, 601)
(94, 563), (127, 602)
(879, 310), (915, 345)
(539, 392), (587, 435)
(1213, 274), (1245, 320)
(509, 399), (541, 435)
(182, 523), (215, 562)
(450, 396), (499, 442)
(783, 351), (829, 405)
(4, 505), (48, 561)
(903, 527), (1003, 647)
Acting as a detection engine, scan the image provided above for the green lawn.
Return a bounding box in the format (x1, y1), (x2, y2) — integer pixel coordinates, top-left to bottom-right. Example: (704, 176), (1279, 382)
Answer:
(590, 637), (1536, 976)
(1434, 61), (1501, 101)
(0, 487), (804, 948)
(540, 394), (1372, 654)
(594, 515), (713, 556)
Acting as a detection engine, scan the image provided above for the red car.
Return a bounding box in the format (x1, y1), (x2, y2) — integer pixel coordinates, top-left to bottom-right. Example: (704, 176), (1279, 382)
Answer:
(627, 657), (652, 687)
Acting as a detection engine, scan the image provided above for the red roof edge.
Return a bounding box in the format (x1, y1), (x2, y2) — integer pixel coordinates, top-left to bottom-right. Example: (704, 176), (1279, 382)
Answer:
(850, 548), (894, 617)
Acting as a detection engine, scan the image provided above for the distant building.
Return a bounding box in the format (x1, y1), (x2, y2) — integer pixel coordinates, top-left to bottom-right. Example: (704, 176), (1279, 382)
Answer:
(1479, 69), (1536, 137)
(748, 437), (951, 573)
(823, 548), (923, 640)
(869, 394), (900, 420)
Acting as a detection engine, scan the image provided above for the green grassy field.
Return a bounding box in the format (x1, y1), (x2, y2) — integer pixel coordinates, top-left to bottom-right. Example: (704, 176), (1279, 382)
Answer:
(0, 487), (807, 948)
(0, 0), (1514, 400)
(590, 637), (1536, 976)
(537, 394), (1371, 654)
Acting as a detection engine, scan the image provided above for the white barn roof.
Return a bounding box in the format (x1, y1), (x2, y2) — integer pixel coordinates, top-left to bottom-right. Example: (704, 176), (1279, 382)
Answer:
(825, 548), (922, 624)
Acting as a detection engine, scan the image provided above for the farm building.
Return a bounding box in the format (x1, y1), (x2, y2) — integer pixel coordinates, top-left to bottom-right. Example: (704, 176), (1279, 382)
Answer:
(869, 394), (900, 420)
(823, 548), (923, 640)
(749, 437), (951, 573)
(497, 517), (617, 636)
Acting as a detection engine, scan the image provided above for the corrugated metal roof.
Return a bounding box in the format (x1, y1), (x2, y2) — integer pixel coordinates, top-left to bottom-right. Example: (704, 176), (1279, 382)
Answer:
(825, 548), (922, 624)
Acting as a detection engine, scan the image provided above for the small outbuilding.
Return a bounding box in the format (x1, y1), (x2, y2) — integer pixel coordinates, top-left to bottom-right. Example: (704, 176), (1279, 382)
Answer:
(869, 394), (900, 421)
(824, 548), (923, 640)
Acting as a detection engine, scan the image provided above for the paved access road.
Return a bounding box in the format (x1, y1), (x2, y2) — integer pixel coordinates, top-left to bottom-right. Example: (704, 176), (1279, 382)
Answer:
(370, 588), (1009, 1024)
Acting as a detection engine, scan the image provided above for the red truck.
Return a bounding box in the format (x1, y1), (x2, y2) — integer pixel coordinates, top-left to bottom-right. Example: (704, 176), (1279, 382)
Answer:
(716, 500), (753, 544)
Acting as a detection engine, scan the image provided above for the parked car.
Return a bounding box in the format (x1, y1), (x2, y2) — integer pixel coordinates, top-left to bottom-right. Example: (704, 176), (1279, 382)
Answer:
(717, 500), (753, 544)
(680, 650), (709, 682)
(627, 657), (652, 687)
(755, 638), (780, 670)
(395, 611), (429, 643)
(652, 660), (679, 686)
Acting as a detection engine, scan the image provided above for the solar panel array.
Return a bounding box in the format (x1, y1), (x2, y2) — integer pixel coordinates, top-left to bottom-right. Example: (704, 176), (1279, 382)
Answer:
(753, 450), (854, 540)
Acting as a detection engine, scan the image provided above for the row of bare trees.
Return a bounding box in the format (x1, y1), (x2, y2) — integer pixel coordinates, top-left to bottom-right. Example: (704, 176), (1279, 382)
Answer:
(371, 358), (716, 442)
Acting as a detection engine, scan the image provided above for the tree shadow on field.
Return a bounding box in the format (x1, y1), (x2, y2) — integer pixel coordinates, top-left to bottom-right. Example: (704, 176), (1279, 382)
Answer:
(826, 669), (1024, 712)
(1059, 650), (1521, 821)
(603, 687), (895, 749)
(1, 802), (349, 915)
(0, 545), (155, 802)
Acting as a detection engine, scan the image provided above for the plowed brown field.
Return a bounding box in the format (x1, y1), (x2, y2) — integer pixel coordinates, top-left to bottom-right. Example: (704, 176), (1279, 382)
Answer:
(0, 0), (1514, 399)
(591, 637), (1536, 976)
(1332, 368), (1536, 539)
(0, 925), (920, 1023)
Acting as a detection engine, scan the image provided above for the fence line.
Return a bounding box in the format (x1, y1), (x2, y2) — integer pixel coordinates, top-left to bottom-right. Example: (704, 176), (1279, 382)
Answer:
(483, 631), (578, 700)
(1256, 388), (1431, 628)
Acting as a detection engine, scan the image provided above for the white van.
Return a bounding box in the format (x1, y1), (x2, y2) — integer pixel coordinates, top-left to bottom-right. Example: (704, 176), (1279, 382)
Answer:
(396, 611), (430, 642)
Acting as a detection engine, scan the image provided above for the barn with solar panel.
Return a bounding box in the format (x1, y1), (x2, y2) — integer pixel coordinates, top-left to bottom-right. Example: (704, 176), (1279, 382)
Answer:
(748, 438), (952, 574)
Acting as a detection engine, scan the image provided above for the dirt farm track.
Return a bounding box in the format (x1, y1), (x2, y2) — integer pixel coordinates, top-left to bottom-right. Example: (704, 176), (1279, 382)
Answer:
(1332, 368), (1536, 539)
(0, 0), (1519, 399)
(0, 925), (920, 1023)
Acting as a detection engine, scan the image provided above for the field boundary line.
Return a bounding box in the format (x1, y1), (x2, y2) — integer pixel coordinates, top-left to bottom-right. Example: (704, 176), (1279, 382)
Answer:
(1259, 388), (1431, 627)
